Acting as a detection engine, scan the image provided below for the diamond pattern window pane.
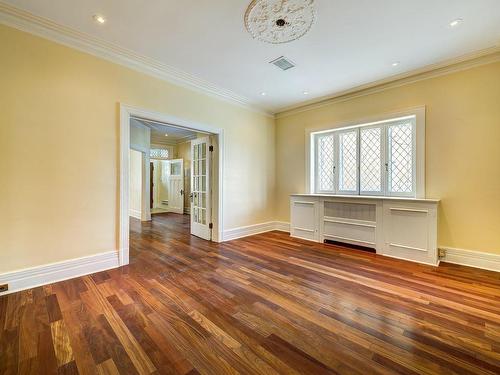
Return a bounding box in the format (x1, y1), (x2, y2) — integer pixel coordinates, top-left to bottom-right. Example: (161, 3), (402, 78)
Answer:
(338, 131), (358, 192)
(389, 121), (413, 193)
(360, 127), (382, 192)
(317, 134), (335, 191)
(150, 148), (169, 159)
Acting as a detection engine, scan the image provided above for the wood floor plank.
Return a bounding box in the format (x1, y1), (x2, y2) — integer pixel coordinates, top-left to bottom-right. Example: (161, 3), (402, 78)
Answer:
(50, 319), (75, 367)
(1, 213), (500, 374)
(82, 277), (156, 375)
(97, 358), (120, 375)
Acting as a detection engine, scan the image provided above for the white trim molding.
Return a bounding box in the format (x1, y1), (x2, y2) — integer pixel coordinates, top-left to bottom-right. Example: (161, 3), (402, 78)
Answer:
(276, 46), (500, 118)
(274, 221), (291, 233)
(0, 2), (272, 118)
(2, 2), (499, 118)
(0, 251), (120, 295)
(129, 209), (142, 220)
(442, 247), (500, 273)
(223, 221), (290, 241)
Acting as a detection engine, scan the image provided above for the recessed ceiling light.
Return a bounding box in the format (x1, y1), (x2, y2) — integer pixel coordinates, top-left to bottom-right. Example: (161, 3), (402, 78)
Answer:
(260, 92), (267, 96)
(303, 91), (309, 95)
(449, 18), (463, 27)
(93, 14), (106, 24)
(392, 61), (400, 67)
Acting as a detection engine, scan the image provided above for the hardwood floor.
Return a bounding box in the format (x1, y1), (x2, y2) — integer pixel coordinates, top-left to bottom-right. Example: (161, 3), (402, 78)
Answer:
(2, 213), (500, 374)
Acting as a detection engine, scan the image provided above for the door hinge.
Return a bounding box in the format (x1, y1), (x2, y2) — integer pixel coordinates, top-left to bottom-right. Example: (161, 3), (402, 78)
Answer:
(209, 223), (213, 229)
(209, 145), (214, 152)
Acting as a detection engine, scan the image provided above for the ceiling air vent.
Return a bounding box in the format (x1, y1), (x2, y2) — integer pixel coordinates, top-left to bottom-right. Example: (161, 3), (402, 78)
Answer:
(269, 56), (295, 71)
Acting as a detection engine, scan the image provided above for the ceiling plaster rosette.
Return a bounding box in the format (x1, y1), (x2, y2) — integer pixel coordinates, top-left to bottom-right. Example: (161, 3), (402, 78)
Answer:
(245, 0), (316, 44)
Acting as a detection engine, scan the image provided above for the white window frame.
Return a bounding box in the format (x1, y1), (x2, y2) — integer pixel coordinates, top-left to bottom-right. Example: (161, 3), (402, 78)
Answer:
(314, 132), (336, 194)
(336, 128), (359, 195)
(359, 123), (386, 196)
(306, 106), (425, 198)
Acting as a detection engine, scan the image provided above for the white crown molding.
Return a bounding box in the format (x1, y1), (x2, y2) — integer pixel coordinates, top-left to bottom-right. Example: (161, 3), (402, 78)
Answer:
(276, 46), (500, 119)
(0, 251), (120, 295)
(2, 2), (499, 121)
(442, 247), (500, 273)
(0, 2), (273, 118)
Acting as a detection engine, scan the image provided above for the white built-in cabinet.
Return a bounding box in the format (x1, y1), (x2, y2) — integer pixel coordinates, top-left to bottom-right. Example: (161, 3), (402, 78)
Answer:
(290, 194), (439, 266)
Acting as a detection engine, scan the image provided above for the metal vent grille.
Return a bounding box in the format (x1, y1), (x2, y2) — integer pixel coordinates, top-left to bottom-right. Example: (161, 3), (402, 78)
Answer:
(269, 56), (295, 71)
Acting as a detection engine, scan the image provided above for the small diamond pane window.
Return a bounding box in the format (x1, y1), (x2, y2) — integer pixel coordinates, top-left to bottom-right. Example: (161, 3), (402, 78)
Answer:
(338, 131), (358, 192)
(317, 134), (335, 191)
(388, 121), (413, 193)
(360, 127), (382, 192)
(150, 148), (169, 159)
(313, 114), (418, 197)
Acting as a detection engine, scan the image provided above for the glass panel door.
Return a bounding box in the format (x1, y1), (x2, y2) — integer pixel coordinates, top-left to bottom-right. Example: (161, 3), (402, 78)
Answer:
(190, 137), (211, 240)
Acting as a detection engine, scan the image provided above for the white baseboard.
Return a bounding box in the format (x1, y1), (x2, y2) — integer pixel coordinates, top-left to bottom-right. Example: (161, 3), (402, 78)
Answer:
(442, 247), (500, 272)
(223, 221), (290, 241)
(0, 251), (120, 295)
(129, 209), (141, 220)
(274, 221), (291, 233)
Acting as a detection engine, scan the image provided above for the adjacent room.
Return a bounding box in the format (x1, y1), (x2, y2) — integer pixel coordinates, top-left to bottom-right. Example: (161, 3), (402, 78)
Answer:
(128, 116), (217, 260)
(1, 1), (499, 374)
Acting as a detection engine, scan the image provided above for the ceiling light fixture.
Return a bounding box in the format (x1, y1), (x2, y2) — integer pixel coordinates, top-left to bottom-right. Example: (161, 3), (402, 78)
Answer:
(260, 92), (267, 96)
(449, 18), (463, 27)
(164, 133), (169, 137)
(93, 14), (106, 24)
(245, 0), (316, 44)
(303, 91), (309, 95)
(392, 61), (400, 67)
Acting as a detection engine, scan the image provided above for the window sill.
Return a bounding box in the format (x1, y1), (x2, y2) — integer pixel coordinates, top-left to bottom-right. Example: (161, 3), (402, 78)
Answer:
(291, 193), (439, 203)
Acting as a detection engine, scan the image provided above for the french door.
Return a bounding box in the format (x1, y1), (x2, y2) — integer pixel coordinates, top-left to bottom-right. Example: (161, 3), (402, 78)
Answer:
(190, 137), (211, 240)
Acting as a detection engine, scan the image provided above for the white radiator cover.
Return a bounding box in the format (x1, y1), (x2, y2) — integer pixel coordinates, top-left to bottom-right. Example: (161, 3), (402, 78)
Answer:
(290, 194), (439, 266)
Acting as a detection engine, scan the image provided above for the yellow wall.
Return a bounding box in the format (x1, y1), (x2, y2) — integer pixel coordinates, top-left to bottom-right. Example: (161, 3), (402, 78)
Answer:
(0, 25), (275, 273)
(276, 61), (500, 254)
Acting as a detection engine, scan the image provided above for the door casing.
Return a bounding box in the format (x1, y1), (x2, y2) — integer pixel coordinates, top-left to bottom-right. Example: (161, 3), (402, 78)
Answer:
(120, 104), (224, 266)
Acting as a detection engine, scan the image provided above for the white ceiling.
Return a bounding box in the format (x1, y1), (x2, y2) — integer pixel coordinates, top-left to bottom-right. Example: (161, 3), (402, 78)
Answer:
(4, 0), (500, 113)
(131, 118), (197, 146)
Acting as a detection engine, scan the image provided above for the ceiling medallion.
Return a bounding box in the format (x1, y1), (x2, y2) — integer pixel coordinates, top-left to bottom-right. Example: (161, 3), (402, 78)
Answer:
(245, 0), (316, 44)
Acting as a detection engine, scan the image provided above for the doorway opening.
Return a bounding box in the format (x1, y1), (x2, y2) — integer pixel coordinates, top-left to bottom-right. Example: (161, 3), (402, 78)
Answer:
(120, 105), (224, 266)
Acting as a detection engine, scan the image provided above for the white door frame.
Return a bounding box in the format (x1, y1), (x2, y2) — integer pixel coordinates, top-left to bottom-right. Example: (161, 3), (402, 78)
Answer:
(119, 104), (224, 266)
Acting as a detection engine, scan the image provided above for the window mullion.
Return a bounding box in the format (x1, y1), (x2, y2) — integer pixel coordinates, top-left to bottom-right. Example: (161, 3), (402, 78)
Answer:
(333, 132), (338, 194)
(382, 124), (388, 196)
(356, 128), (361, 195)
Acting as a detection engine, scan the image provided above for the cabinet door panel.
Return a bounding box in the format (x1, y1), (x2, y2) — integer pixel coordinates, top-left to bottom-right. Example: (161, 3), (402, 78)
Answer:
(290, 198), (319, 241)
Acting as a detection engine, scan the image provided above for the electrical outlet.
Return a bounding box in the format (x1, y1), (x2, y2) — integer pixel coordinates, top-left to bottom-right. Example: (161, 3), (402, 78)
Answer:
(438, 248), (446, 258)
(0, 284), (8, 292)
